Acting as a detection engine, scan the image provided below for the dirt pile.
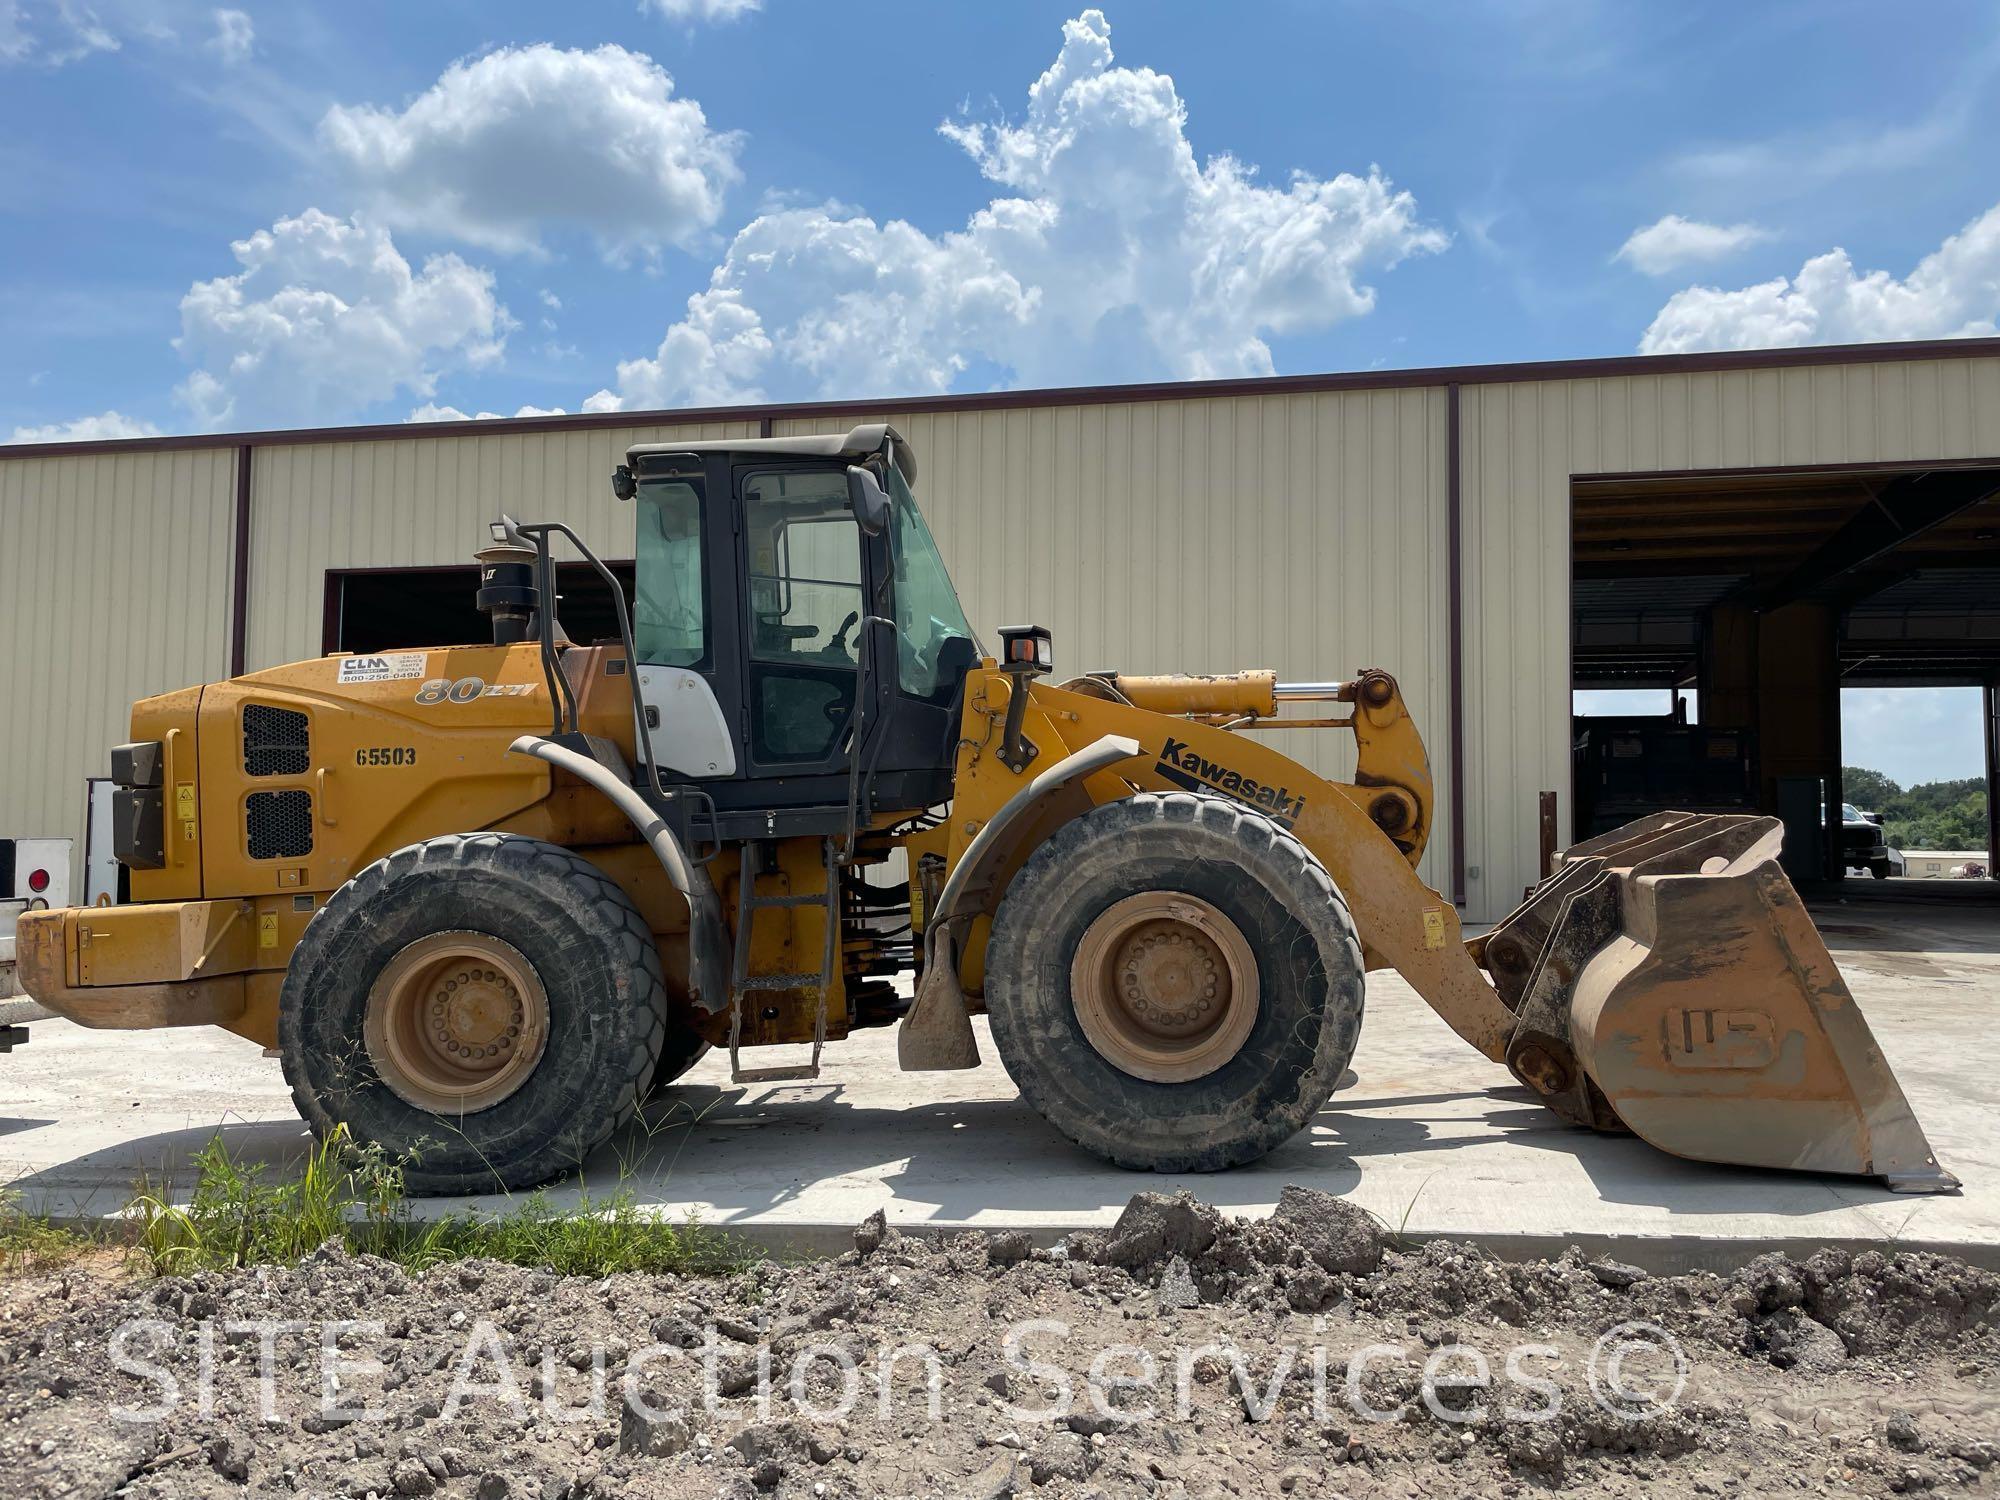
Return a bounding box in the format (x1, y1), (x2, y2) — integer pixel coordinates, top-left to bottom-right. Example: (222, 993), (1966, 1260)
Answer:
(5, 1192), (1998, 1499)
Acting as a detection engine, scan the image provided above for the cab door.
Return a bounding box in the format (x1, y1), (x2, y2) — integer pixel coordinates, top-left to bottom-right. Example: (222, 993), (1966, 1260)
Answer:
(736, 467), (870, 777)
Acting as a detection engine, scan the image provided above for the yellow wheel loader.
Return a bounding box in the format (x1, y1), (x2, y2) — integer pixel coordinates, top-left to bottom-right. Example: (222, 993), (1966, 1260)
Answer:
(17, 426), (1957, 1195)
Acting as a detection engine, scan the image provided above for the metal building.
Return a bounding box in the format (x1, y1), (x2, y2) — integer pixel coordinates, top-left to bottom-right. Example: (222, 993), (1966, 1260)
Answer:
(4, 338), (1998, 922)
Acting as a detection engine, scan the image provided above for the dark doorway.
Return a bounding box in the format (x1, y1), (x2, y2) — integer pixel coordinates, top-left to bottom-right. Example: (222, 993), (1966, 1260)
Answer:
(1570, 462), (2000, 892)
(324, 562), (636, 654)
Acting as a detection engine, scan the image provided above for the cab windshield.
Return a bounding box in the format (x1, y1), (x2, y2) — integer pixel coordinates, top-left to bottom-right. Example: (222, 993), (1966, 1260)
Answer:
(884, 465), (976, 701)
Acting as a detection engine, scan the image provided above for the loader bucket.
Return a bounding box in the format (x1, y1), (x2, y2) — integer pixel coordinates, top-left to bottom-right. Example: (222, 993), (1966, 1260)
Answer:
(1480, 812), (1958, 1192)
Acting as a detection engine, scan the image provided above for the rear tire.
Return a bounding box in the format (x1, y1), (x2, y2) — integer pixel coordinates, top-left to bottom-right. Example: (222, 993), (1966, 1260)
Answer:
(983, 792), (1365, 1171)
(278, 834), (667, 1194)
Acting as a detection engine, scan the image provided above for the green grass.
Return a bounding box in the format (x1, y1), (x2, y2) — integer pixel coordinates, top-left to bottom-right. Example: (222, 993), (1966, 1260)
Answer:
(0, 1190), (92, 1274)
(128, 1126), (751, 1279)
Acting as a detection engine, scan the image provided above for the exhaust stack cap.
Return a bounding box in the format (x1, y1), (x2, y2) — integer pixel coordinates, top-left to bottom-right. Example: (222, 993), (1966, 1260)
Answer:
(475, 530), (539, 646)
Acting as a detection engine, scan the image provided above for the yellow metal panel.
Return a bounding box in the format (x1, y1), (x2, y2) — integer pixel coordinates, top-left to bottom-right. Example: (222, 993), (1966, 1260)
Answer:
(73, 899), (255, 986)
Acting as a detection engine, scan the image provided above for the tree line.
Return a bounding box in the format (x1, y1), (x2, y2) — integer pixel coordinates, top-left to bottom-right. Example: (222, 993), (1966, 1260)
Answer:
(1841, 767), (1990, 853)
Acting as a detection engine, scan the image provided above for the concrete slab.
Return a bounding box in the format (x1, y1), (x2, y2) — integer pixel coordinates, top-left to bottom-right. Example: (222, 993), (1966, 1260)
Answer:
(4, 898), (1996, 1272)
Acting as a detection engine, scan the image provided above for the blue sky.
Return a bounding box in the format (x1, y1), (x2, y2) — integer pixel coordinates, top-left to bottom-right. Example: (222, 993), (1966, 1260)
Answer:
(6, 0), (1999, 436)
(2, 0), (1995, 782)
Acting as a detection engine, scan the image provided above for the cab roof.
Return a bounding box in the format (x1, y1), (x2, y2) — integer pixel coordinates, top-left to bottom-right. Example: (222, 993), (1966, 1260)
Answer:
(626, 422), (916, 487)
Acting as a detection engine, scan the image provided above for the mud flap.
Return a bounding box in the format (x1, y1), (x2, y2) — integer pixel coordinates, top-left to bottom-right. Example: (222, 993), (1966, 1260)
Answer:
(1483, 812), (1958, 1193)
(898, 926), (981, 1072)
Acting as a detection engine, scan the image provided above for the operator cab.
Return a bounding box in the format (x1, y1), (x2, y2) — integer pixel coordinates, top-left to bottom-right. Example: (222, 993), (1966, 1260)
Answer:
(618, 424), (979, 840)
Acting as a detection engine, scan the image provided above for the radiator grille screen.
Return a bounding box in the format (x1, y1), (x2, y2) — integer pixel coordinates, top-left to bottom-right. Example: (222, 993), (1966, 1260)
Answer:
(243, 704), (309, 777)
(246, 790), (313, 860)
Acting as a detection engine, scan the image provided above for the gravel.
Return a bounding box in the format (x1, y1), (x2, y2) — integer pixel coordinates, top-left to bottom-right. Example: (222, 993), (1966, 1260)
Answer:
(4, 1193), (1998, 1498)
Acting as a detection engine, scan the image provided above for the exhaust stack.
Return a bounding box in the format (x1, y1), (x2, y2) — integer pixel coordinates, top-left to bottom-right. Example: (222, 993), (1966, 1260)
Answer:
(475, 537), (539, 645)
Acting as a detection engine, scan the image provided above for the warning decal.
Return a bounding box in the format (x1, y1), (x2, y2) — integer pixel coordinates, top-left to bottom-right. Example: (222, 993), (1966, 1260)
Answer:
(337, 652), (429, 685)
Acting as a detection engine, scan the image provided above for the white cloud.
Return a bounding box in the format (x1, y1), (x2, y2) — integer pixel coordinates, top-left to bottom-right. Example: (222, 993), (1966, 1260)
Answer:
(407, 402), (566, 422)
(6, 409), (160, 444)
(538, 289), (562, 310)
(592, 9), (1443, 411)
(640, 0), (760, 22)
(207, 6), (249, 63)
(1, 1), (119, 66)
(0, 3), (28, 59)
(1615, 214), (1772, 276)
(319, 44), (742, 260)
(174, 209), (509, 430)
(1639, 202), (2000, 354)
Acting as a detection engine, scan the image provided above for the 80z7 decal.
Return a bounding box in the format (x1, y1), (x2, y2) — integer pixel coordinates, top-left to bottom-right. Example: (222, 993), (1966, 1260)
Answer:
(413, 677), (538, 705)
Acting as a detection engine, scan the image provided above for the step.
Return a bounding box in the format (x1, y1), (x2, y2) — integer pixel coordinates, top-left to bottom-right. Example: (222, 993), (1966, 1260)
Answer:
(737, 972), (824, 992)
(731, 1064), (822, 1084)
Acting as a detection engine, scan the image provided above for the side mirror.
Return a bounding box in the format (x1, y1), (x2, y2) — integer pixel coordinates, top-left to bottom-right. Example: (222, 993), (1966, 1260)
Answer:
(847, 465), (891, 536)
(612, 465), (637, 501)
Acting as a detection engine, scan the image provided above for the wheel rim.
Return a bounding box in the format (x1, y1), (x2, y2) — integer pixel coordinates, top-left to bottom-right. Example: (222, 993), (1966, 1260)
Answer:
(1070, 892), (1259, 1083)
(364, 931), (550, 1114)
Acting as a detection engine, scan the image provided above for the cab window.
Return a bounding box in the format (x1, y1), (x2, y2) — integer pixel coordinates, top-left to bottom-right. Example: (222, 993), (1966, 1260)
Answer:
(634, 477), (707, 668)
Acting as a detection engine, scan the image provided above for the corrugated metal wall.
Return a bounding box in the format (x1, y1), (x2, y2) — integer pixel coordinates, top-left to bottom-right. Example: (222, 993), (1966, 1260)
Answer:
(1460, 356), (2000, 917)
(777, 391), (1455, 890)
(0, 447), (238, 854)
(246, 420), (761, 669)
(6, 350), (1997, 917)
(252, 392), (1459, 893)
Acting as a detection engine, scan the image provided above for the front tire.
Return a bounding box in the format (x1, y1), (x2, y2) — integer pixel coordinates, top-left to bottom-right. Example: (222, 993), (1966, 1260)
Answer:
(647, 1025), (711, 1096)
(278, 834), (667, 1194)
(983, 792), (1365, 1171)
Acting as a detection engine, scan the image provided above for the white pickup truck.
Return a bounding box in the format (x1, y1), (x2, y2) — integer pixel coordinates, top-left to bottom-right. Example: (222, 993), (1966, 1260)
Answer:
(1, 837), (71, 1051)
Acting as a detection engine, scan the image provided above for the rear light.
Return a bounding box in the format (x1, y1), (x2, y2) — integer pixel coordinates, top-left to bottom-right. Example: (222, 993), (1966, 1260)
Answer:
(26, 868), (49, 894)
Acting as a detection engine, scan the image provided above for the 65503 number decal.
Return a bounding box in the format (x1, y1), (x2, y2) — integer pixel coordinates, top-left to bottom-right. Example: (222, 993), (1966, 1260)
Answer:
(355, 747), (418, 767)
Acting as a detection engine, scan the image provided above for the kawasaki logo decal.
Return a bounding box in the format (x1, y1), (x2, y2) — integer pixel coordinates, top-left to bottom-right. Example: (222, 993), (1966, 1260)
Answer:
(1156, 738), (1305, 827)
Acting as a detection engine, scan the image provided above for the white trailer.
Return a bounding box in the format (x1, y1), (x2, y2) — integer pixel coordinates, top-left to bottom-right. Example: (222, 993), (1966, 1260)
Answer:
(1, 836), (71, 1049)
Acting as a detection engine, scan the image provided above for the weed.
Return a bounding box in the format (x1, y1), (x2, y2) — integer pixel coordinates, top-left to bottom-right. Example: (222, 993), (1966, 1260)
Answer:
(404, 1189), (746, 1277)
(0, 1190), (90, 1274)
(1386, 1171), (1436, 1250)
(129, 1127), (749, 1279)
